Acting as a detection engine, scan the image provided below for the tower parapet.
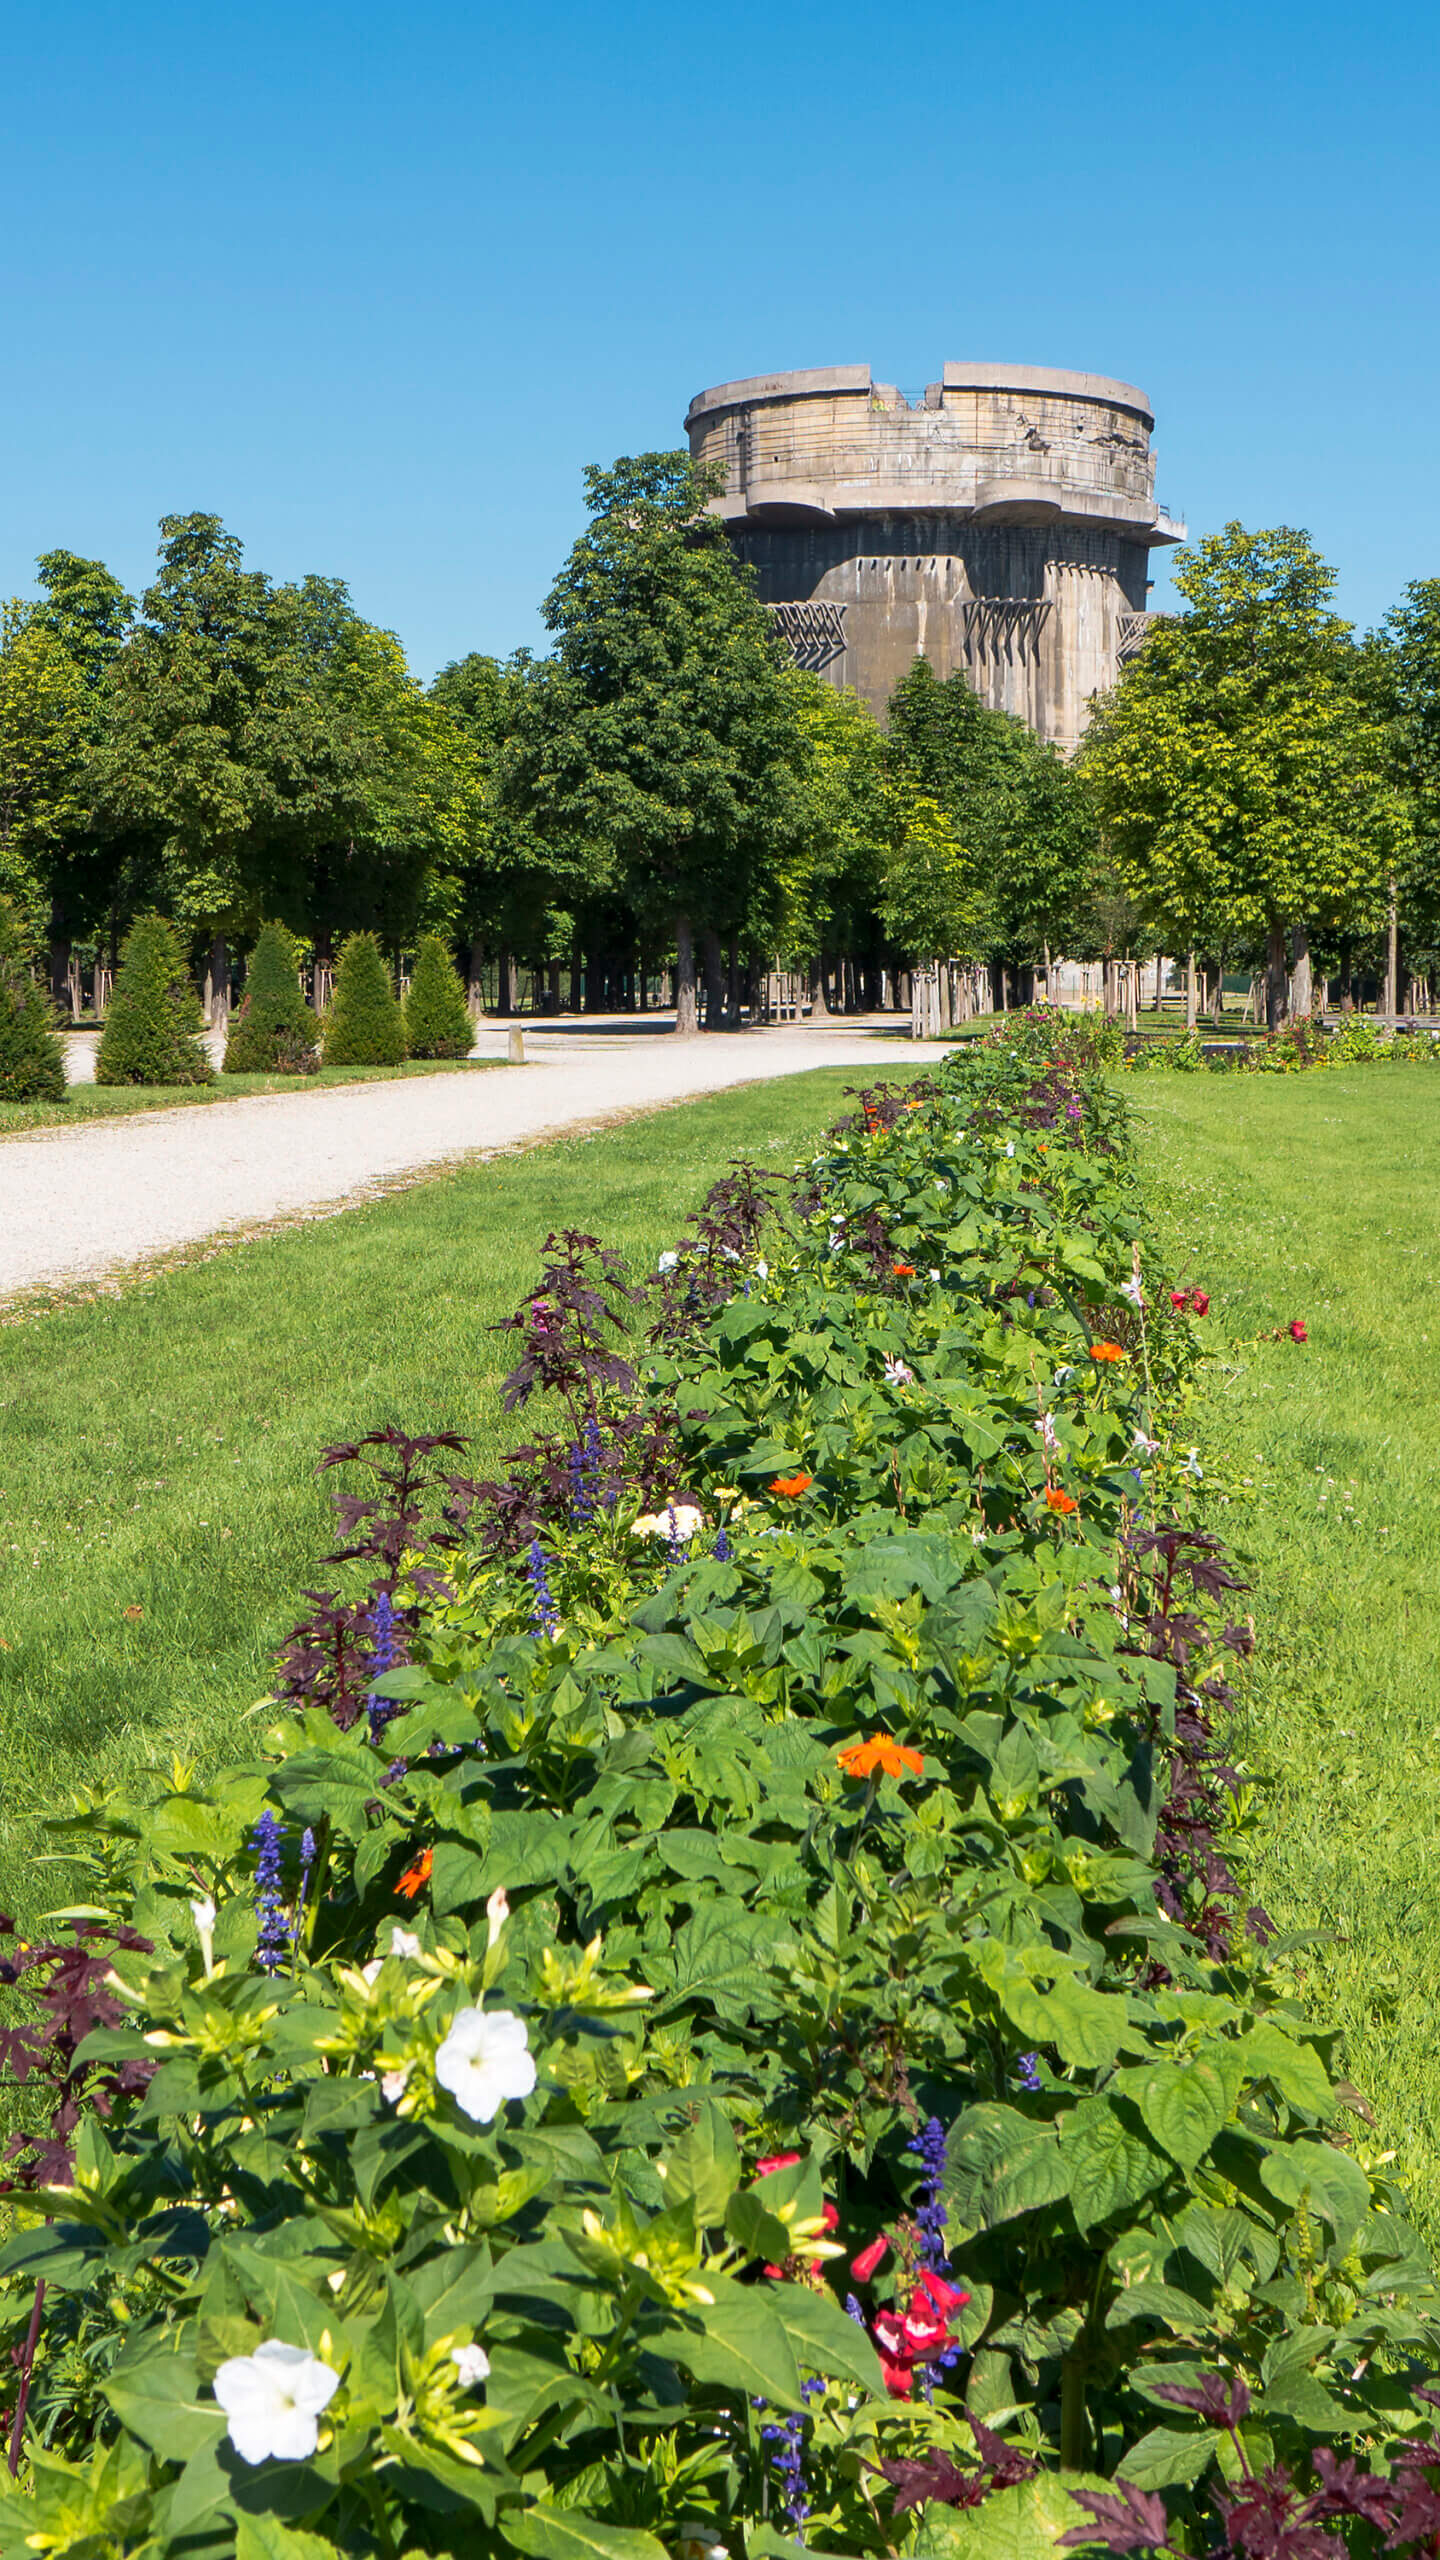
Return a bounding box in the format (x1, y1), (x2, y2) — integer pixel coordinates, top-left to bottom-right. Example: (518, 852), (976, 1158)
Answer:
(685, 362), (1184, 748)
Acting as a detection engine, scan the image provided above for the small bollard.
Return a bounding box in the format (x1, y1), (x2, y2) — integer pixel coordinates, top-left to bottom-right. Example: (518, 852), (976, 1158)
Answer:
(507, 1027), (525, 1064)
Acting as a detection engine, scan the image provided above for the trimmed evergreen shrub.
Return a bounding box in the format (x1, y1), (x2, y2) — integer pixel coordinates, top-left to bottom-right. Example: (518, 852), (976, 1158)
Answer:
(402, 933), (473, 1059)
(224, 921), (320, 1074)
(0, 901), (67, 1104)
(323, 931), (406, 1066)
(94, 913), (213, 1086)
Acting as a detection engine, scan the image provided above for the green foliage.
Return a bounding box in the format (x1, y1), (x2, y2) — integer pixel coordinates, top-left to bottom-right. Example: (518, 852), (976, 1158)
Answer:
(94, 911), (212, 1085)
(0, 599), (91, 930)
(0, 1049), (1430, 2558)
(224, 923), (320, 1074)
(323, 930), (405, 1065)
(0, 896), (66, 1102)
(1083, 525), (1407, 969)
(508, 452), (807, 982)
(403, 933), (473, 1059)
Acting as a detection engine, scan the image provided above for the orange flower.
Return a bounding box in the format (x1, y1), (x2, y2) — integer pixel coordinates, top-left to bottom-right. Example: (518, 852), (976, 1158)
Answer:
(1090, 1341), (1126, 1362)
(1045, 1487), (1079, 1515)
(770, 1471), (814, 1498)
(837, 1734), (925, 1780)
(892, 1262), (917, 1278)
(396, 1846), (433, 1900)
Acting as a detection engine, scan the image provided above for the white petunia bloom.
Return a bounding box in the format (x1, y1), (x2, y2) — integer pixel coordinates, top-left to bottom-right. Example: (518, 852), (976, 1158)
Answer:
(657, 1250), (679, 1274)
(631, 1505), (705, 1543)
(928, 1267), (941, 1282)
(486, 1886), (510, 1948)
(435, 2007), (536, 2122)
(755, 1259), (769, 1280)
(390, 1926), (421, 1959)
(190, 1896), (216, 1934)
(1004, 1141), (1015, 1157)
(451, 2343), (491, 2387)
(381, 2064), (412, 2102)
(883, 1355), (914, 1387)
(214, 2341), (340, 2465)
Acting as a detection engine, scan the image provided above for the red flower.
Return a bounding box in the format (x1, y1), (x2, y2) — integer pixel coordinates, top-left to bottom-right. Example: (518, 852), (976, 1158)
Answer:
(916, 2268), (970, 2317)
(1045, 1488), (1079, 1516)
(900, 2306), (951, 2355)
(755, 2152), (801, 2178)
(851, 2233), (890, 2283)
(1191, 1289), (1209, 1315)
(892, 1262), (917, 1278)
(769, 1471), (814, 1498)
(1169, 1290), (1188, 1311)
(1289, 1319), (1308, 1342)
(1091, 1341), (1126, 1362)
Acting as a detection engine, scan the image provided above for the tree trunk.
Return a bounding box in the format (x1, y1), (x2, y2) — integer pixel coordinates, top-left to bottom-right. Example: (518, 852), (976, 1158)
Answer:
(807, 956), (829, 1020)
(1385, 880), (1399, 1021)
(726, 938), (740, 1026)
(1185, 950), (1197, 1030)
(700, 928), (724, 1028)
(1289, 920), (1312, 1019)
(674, 915), (699, 1037)
(1265, 919), (1288, 1032)
(466, 935), (486, 1021)
(1153, 949), (1164, 1011)
(1340, 944), (1353, 1013)
(497, 945), (515, 1016)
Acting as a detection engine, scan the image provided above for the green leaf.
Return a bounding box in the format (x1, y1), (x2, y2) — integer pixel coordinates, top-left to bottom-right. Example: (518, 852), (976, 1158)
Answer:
(103, 2349), (226, 2461)
(662, 2099), (740, 2228)
(767, 2282), (887, 2395)
(648, 2273), (803, 2407)
(500, 2504), (669, 2559)
(1259, 2141), (1371, 2251)
(1127, 2052), (1238, 2171)
(913, 2472), (1112, 2560)
(1117, 2425), (1222, 2488)
(944, 2105), (1071, 2234)
(236, 2516), (339, 2560)
(1240, 2023), (1336, 2119)
(1060, 2099), (1169, 2233)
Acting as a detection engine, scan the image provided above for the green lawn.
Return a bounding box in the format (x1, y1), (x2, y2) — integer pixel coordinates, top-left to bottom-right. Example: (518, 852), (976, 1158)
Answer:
(1133, 1068), (1440, 2237)
(0, 1066), (859, 1934)
(0, 1055), (505, 1138)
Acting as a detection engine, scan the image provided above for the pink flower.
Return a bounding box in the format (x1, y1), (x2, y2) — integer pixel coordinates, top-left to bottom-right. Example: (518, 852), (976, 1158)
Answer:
(1289, 1318), (1308, 1343)
(755, 2152), (801, 2178)
(916, 2268), (970, 2317)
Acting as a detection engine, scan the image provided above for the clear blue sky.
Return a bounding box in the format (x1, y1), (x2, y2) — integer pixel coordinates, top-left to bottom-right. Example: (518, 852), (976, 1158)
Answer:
(1, 0), (1434, 676)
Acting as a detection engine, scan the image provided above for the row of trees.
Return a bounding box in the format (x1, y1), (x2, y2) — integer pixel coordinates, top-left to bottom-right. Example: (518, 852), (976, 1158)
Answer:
(7, 459), (1440, 1039)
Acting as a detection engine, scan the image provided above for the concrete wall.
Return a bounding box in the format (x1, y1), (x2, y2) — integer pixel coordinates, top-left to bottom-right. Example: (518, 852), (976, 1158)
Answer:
(686, 364), (1182, 749)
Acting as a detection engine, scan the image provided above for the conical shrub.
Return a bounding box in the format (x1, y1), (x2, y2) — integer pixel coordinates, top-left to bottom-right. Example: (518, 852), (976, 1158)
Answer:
(403, 934), (473, 1060)
(323, 931), (406, 1067)
(0, 901), (67, 1104)
(95, 913), (213, 1086)
(225, 922), (320, 1074)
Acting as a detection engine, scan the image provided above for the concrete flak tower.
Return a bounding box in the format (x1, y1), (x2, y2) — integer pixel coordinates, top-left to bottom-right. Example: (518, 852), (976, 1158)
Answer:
(685, 362), (1185, 751)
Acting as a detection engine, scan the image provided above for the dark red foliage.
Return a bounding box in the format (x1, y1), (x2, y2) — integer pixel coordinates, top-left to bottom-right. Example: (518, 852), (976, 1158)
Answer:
(0, 1920), (154, 2190)
(877, 2412), (1038, 2522)
(1061, 2483), (1174, 2552)
(494, 1231), (642, 1426)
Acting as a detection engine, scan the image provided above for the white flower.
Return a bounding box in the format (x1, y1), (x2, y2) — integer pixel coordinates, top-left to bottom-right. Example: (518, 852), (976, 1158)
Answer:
(1132, 1427), (1159, 1456)
(934, 1179), (948, 1192)
(883, 1355), (914, 1387)
(630, 1505), (704, 1544)
(362, 1958), (383, 1986)
(435, 2007), (536, 2122)
(1053, 1364), (1075, 1386)
(381, 2064), (412, 2102)
(1004, 1141), (1015, 1157)
(213, 2341), (340, 2465)
(390, 1926), (421, 1959)
(755, 1258), (769, 1280)
(190, 1897), (216, 1974)
(1120, 1273), (1145, 1308)
(451, 2343), (491, 2388)
(486, 1886), (510, 1949)
(657, 1250), (679, 1274)
(928, 1267), (940, 1282)
(1039, 1411), (1060, 1453)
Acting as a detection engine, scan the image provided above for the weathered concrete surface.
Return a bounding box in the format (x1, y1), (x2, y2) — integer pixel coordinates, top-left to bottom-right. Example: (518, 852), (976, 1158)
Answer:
(686, 359), (1184, 748)
(2, 1019), (944, 1299)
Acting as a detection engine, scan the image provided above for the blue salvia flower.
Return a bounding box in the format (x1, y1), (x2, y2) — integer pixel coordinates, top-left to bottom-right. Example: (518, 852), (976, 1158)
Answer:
(760, 2389), (817, 2541)
(666, 1501), (682, 1560)
(713, 1524), (733, 1562)
(291, 1825), (317, 1945)
(568, 1438), (594, 1525)
(1015, 2051), (1042, 2091)
(250, 1809), (289, 1972)
(906, 2115), (950, 2274)
(526, 1540), (558, 1634)
(844, 2293), (867, 2328)
(367, 1590), (401, 1745)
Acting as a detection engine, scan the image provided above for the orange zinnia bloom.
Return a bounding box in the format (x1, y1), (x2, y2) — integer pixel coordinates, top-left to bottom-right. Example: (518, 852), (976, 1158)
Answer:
(1045, 1487), (1079, 1514)
(770, 1471), (814, 1497)
(1090, 1342), (1126, 1362)
(837, 1734), (925, 1780)
(396, 1846), (433, 1900)
(892, 1262), (917, 1277)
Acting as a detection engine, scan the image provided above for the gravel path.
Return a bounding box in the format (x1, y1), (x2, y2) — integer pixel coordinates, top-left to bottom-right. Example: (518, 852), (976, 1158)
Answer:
(4, 1021), (941, 1298)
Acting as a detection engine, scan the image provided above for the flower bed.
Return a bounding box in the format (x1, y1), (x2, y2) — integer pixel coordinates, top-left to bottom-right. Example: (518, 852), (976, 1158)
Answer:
(0, 1040), (1435, 2560)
